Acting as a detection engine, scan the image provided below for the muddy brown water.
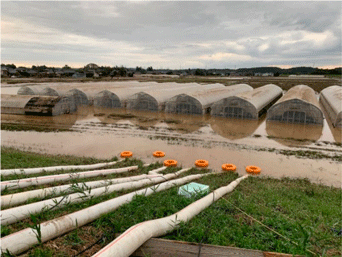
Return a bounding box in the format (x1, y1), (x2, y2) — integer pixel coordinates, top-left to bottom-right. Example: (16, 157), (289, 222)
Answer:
(1, 106), (341, 187)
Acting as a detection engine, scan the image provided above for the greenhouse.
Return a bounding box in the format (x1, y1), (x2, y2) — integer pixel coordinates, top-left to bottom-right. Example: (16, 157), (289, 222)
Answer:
(93, 90), (121, 108)
(65, 88), (89, 106)
(17, 85), (44, 95)
(126, 83), (224, 112)
(211, 84), (282, 119)
(267, 85), (323, 125)
(94, 84), (159, 109)
(165, 84), (252, 115)
(40, 87), (60, 96)
(319, 85), (342, 128)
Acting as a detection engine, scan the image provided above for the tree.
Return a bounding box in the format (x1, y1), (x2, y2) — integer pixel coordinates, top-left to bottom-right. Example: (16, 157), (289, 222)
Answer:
(195, 69), (206, 76)
(135, 66), (146, 74)
(147, 66), (153, 71)
(37, 65), (47, 72)
(6, 64), (16, 69)
(118, 66), (127, 77)
(62, 65), (71, 70)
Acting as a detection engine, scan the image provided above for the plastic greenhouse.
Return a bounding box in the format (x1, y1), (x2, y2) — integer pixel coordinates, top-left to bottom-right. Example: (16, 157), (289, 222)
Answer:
(165, 84), (253, 115)
(319, 85), (342, 128)
(267, 85), (323, 125)
(211, 84), (282, 119)
(126, 83), (225, 112)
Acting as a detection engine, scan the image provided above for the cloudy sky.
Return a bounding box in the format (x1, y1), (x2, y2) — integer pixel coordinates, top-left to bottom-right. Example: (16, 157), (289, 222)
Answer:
(1, 1), (341, 69)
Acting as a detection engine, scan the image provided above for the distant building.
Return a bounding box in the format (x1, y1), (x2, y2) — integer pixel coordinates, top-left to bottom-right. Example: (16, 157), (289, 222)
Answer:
(85, 63), (99, 70)
(255, 72), (274, 77)
(1, 67), (9, 77)
(72, 72), (86, 78)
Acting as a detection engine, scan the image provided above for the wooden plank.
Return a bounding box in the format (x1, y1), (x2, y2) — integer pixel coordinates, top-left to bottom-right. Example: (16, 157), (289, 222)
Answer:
(131, 238), (302, 257)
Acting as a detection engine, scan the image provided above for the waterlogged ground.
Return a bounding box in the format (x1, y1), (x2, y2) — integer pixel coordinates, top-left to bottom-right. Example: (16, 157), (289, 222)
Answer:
(1, 106), (341, 187)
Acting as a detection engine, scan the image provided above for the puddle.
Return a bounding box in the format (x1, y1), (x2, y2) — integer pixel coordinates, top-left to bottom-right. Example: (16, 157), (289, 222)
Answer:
(1, 129), (340, 187)
(1, 86), (21, 95)
(1, 106), (342, 187)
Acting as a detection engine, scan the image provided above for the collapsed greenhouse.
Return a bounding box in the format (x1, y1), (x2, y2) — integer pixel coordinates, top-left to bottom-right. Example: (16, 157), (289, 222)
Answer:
(165, 84), (253, 115)
(211, 84), (283, 119)
(24, 96), (72, 116)
(319, 85), (342, 128)
(1, 94), (72, 116)
(1, 94), (33, 115)
(125, 83), (225, 112)
(266, 85), (323, 125)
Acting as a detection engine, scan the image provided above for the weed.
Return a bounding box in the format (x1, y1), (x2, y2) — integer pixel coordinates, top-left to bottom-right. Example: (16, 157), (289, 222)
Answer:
(29, 214), (42, 244)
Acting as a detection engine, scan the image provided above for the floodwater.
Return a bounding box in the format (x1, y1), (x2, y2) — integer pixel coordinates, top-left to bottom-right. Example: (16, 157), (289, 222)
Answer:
(1, 86), (21, 95)
(1, 106), (341, 187)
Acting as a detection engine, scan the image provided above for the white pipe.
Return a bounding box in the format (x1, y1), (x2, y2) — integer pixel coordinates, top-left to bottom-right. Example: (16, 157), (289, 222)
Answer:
(148, 166), (167, 175)
(1, 168), (192, 225)
(1, 166), (138, 192)
(93, 175), (248, 257)
(1, 160), (121, 176)
(2, 167), (169, 208)
(0, 173), (205, 255)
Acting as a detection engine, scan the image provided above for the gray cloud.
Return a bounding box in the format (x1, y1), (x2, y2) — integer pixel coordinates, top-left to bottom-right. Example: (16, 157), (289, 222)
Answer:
(1, 1), (341, 68)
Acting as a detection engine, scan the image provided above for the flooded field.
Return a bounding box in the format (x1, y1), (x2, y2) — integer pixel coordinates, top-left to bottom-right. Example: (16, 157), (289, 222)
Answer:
(2, 106), (341, 187)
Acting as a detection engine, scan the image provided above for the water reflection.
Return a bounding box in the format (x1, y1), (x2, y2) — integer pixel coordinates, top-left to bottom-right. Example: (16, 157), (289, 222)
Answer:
(331, 128), (342, 144)
(266, 121), (323, 146)
(209, 117), (261, 140)
(161, 113), (208, 133)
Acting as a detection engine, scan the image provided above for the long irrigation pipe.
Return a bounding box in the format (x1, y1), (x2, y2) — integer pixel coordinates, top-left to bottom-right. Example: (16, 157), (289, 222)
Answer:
(93, 175), (249, 257)
(148, 167), (167, 175)
(2, 167), (168, 208)
(1, 165), (139, 192)
(1, 172), (208, 255)
(1, 160), (122, 176)
(1, 168), (191, 225)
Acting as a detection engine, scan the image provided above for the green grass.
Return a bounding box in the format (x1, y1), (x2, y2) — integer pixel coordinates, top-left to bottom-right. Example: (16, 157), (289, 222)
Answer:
(1, 146), (117, 170)
(1, 148), (341, 257)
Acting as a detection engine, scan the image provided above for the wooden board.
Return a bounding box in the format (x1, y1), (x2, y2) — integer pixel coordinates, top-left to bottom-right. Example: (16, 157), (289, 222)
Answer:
(131, 238), (303, 257)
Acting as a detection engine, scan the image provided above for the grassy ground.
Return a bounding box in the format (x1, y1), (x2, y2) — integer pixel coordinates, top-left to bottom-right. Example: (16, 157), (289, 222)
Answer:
(1, 147), (341, 257)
